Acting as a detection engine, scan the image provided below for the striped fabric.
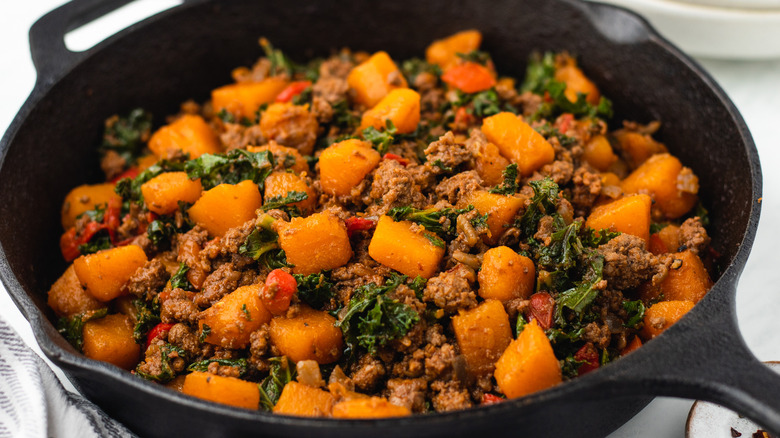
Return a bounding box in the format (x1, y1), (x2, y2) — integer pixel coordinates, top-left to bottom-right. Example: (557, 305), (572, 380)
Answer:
(0, 318), (134, 438)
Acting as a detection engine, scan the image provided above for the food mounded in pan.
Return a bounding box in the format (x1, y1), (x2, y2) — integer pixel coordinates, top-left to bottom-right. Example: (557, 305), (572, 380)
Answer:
(48, 30), (714, 417)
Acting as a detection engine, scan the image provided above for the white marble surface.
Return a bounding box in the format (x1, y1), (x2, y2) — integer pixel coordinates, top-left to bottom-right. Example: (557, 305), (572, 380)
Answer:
(0, 1), (778, 437)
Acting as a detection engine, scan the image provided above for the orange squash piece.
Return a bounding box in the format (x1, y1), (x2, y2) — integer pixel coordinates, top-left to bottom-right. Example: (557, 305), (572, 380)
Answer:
(273, 381), (335, 417)
(148, 114), (221, 160)
(621, 335), (643, 356)
(641, 300), (695, 340)
(368, 215), (446, 279)
(481, 112), (555, 176)
(319, 139), (381, 197)
(452, 299), (512, 378)
(277, 212), (353, 275)
(474, 141), (511, 186)
(659, 250), (713, 303)
(47, 265), (103, 317)
(554, 63), (601, 106)
(441, 62), (496, 94)
(187, 180), (263, 237)
(613, 130), (667, 168)
(648, 224), (681, 255)
(425, 30), (482, 70)
(73, 245), (148, 302)
(347, 51), (408, 108)
(332, 397), (411, 419)
(583, 135), (618, 172)
(211, 77), (288, 119)
(269, 306), (344, 364)
(82, 313), (140, 370)
(182, 371), (260, 410)
(494, 320), (562, 399)
(460, 190), (525, 245)
(61, 183), (121, 230)
(247, 143), (309, 175)
(199, 284), (272, 349)
(585, 194), (652, 242)
(263, 171), (317, 214)
(140, 171), (202, 215)
(359, 88), (421, 134)
(478, 246), (536, 301)
(621, 153), (698, 219)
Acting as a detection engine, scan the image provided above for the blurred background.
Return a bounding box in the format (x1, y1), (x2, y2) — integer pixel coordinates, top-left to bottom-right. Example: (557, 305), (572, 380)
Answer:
(0, 1), (778, 436)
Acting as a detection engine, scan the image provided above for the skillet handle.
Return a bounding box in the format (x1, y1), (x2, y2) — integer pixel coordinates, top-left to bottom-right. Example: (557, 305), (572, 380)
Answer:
(587, 284), (780, 435)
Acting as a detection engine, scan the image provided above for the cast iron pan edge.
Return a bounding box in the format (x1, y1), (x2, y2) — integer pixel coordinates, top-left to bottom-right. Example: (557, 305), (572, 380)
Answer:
(0, 0), (775, 436)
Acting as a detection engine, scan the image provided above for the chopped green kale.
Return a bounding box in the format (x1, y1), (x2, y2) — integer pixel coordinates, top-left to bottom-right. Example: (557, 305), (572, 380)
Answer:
(101, 108), (153, 164)
(362, 120), (398, 155)
(57, 308), (108, 352)
(517, 177), (559, 237)
(387, 205), (475, 241)
(136, 343), (186, 383)
(259, 356), (296, 411)
(187, 358), (249, 377)
(260, 190), (308, 216)
(489, 163), (519, 195)
(170, 263), (193, 291)
(239, 215), (292, 270)
(185, 149), (274, 190)
(132, 298), (161, 344)
(293, 273), (334, 309)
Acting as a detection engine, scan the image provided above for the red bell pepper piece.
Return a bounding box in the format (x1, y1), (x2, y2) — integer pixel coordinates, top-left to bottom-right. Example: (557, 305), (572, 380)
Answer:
(109, 167), (140, 183)
(574, 342), (600, 375)
(441, 62), (496, 94)
(557, 113), (574, 133)
(275, 81), (312, 103)
(146, 323), (175, 349)
(262, 269), (298, 315)
(59, 228), (81, 262)
(453, 106), (475, 126)
(528, 292), (555, 330)
(482, 393), (504, 405)
(383, 153), (410, 166)
(344, 217), (376, 237)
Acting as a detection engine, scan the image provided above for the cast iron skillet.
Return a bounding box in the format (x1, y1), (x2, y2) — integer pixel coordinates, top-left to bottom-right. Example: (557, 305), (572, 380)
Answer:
(0, 0), (776, 436)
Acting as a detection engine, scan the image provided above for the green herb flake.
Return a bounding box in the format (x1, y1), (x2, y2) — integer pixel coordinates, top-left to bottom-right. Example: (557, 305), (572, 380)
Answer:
(241, 303), (252, 321)
(199, 324), (211, 343)
(170, 263), (193, 291)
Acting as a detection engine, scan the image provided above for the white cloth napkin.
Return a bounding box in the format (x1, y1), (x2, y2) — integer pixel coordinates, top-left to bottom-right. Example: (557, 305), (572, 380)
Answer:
(0, 318), (135, 438)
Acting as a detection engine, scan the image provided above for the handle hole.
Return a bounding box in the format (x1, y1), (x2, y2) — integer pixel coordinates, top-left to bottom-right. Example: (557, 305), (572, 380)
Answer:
(64, 0), (182, 53)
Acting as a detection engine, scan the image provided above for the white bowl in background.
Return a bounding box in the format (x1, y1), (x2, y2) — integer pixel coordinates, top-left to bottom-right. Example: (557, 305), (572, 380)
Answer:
(588, 0), (780, 59)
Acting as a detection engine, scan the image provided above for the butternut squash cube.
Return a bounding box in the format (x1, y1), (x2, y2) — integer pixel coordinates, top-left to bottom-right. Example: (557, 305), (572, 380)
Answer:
(481, 112), (555, 176)
(478, 246), (536, 301)
(347, 51), (408, 108)
(332, 397), (411, 418)
(247, 142), (309, 175)
(47, 265), (103, 317)
(453, 299), (512, 378)
(425, 30), (482, 70)
(187, 180), (263, 237)
(612, 130), (667, 168)
(494, 320), (562, 399)
(140, 171), (202, 215)
(211, 77), (288, 119)
(460, 190), (525, 245)
(199, 284), (272, 349)
(359, 88), (421, 134)
(277, 212), (353, 275)
(585, 194), (652, 242)
(82, 313), (140, 370)
(319, 139), (381, 197)
(148, 114), (221, 160)
(583, 135), (618, 172)
(660, 250), (712, 304)
(648, 224), (681, 255)
(474, 141), (511, 186)
(182, 371), (260, 410)
(620, 153), (698, 219)
(273, 381), (335, 417)
(263, 171), (316, 214)
(554, 64), (601, 106)
(73, 245), (148, 302)
(61, 183), (121, 230)
(367, 215), (445, 279)
(269, 306), (343, 364)
(641, 300), (694, 341)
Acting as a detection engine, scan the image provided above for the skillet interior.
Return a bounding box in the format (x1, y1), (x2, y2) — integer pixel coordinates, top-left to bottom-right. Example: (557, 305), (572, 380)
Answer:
(0, 0), (760, 436)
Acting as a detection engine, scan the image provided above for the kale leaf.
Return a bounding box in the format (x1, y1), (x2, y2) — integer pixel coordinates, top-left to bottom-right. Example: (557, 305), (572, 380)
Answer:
(185, 149), (274, 190)
(115, 159), (185, 204)
(362, 120), (398, 155)
(293, 273), (334, 309)
(336, 273), (420, 356)
(489, 163), (519, 195)
(456, 50), (492, 66)
(260, 190), (308, 216)
(555, 252), (604, 325)
(387, 205), (475, 241)
(401, 58), (442, 86)
(517, 177), (559, 237)
(623, 300), (646, 328)
(259, 356), (296, 411)
(136, 343), (186, 383)
(57, 308), (108, 352)
(187, 358), (249, 377)
(170, 263), (194, 291)
(239, 215), (292, 270)
(78, 232), (112, 255)
(101, 108), (153, 163)
(132, 298), (161, 344)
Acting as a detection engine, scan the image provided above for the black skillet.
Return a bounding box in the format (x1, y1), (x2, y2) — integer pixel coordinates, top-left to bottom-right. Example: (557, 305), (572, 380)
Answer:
(0, 0), (776, 436)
